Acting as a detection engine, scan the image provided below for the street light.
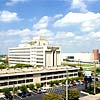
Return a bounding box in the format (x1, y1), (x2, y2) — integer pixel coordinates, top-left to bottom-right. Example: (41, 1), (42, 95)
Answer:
(66, 67), (68, 100)
(13, 84), (15, 100)
(94, 62), (96, 94)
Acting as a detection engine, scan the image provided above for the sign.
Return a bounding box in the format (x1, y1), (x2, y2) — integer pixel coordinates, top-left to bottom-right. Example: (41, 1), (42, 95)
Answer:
(84, 71), (91, 77)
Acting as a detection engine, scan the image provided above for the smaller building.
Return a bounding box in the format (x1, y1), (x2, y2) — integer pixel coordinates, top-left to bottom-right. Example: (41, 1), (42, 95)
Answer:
(61, 49), (100, 63)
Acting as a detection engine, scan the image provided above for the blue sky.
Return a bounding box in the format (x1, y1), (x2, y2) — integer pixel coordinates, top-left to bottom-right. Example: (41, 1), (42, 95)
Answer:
(0, 0), (100, 54)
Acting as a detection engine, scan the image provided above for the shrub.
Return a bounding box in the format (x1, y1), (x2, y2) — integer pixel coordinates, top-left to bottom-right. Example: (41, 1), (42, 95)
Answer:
(62, 88), (80, 100)
(44, 93), (62, 100)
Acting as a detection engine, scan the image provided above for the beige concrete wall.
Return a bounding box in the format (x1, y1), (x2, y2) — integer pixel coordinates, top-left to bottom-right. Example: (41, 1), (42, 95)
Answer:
(57, 51), (61, 66)
(45, 51), (52, 67)
(54, 51), (57, 66)
(33, 74), (41, 84)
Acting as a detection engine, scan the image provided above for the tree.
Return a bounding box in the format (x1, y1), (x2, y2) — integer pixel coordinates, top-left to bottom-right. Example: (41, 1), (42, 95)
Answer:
(78, 67), (84, 78)
(2, 88), (10, 93)
(48, 81), (55, 87)
(53, 80), (60, 85)
(62, 88), (80, 100)
(96, 68), (100, 73)
(44, 93), (62, 100)
(28, 84), (34, 90)
(14, 64), (33, 69)
(19, 85), (27, 92)
(35, 83), (41, 88)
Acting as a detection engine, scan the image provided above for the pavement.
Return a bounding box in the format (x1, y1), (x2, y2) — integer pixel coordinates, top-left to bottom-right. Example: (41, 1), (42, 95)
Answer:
(79, 93), (100, 100)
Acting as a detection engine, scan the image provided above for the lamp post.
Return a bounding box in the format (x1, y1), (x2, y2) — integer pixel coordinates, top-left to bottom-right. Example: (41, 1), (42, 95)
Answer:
(94, 62), (96, 94)
(66, 67), (68, 100)
(13, 84), (15, 100)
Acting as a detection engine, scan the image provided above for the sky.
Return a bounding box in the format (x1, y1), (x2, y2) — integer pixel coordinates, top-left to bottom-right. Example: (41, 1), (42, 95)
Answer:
(0, 0), (100, 54)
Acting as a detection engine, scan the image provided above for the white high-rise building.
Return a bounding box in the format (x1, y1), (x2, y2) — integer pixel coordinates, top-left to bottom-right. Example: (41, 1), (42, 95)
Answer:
(8, 36), (61, 67)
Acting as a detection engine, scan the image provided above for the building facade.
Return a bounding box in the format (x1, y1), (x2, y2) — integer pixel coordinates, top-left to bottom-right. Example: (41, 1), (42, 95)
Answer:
(0, 67), (79, 89)
(8, 36), (61, 67)
(61, 49), (100, 63)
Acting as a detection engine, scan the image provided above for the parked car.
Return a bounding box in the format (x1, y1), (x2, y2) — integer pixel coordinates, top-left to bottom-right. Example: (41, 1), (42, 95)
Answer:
(72, 82), (77, 86)
(17, 90), (22, 97)
(5, 92), (13, 100)
(38, 87), (47, 93)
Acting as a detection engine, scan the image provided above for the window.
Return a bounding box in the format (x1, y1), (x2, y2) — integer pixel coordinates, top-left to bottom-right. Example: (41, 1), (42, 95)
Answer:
(41, 77), (46, 81)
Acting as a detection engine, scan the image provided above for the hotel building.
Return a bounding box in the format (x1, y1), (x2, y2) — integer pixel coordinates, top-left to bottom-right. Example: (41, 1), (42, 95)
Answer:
(8, 36), (61, 67)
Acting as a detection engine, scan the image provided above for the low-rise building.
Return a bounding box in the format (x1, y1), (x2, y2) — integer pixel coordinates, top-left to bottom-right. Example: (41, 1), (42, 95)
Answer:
(61, 49), (100, 63)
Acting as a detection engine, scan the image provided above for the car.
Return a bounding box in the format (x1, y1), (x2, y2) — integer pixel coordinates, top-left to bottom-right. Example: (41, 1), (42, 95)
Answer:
(38, 87), (47, 93)
(17, 90), (23, 97)
(68, 83), (73, 87)
(21, 91), (26, 98)
(72, 82), (76, 86)
(5, 92), (13, 100)
(79, 81), (84, 85)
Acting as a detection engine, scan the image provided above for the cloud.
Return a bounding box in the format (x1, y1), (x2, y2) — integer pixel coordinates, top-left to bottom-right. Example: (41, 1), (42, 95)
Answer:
(71, 0), (88, 12)
(54, 12), (100, 27)
(33, 16), (50, 30)
(0, 28), (33, 38)
(56, 32), (75, 38)
(81, 18), (100, 32)
(0, 39), (18, 54)
(0, 10), (21, 23)
(34, 29), (54, 37)
(53, 14), (63, 19)
(6, 0), (28, 6)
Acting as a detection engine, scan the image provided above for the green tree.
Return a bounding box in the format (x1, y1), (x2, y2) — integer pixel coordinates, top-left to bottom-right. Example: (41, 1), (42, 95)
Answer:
(53, 80), (60, 85)
(44, 93), (62, 100)
(14, 64), (33, 69)
(48, 81), (55, 87)
(96, 68), (100, 73)
(0, 64), (8, 69)
(2, 88), (10, 93)
(62, 88), (80, 100)
(35, 83), (41, 88)
(60, 79), (66, 84)
(28, 84), (34, 90)
(19, 85), (27, 92)
(78, 67), (84, 78)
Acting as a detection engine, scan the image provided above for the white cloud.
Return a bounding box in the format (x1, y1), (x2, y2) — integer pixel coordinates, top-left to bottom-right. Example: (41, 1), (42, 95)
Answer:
(53, 14), (63, 19)
(54, 12), (100, 27)
(56, 32), (75, 38)
(81, 18), (100, 32)
(33, 16), (50, 30)
(6, 0), (28, 6)
(71, 0), (88, 12)
(0, 28), (33, 38)
(21, 36), (31, 43)
(34, 29), (54, 37)
(88, 32), (100, 39)
(0, 10), (21, 23)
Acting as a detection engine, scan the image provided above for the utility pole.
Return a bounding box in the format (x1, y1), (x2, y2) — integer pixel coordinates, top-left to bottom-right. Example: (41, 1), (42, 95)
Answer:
(66, 67), (68, 100)
(94, 62), (96, 94)
(13, 84), (15, 100)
